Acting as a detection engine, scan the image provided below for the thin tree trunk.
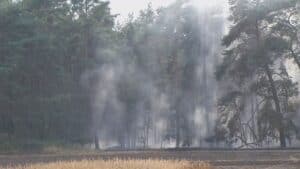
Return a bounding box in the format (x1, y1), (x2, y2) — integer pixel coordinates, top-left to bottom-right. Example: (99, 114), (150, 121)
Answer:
(290, 49), (300, 69)
(264, 65), (286, 148)
(203, 53), (211, 137)
(175, 110), (180, 148)
(94, 134), (100, 150)
(169, 51), (181, 148)
(253, 2), (286, 147)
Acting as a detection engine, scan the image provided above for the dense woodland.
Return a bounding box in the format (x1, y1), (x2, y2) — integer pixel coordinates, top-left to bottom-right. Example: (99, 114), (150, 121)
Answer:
(0, 0), (299, 151)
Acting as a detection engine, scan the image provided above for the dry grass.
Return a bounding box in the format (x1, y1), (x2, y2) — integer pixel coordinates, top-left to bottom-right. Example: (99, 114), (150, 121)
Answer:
(3, 159), (211, 169)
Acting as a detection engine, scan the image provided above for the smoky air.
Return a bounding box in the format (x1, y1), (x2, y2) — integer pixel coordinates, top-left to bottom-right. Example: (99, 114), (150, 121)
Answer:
(1, 0), (300, 154)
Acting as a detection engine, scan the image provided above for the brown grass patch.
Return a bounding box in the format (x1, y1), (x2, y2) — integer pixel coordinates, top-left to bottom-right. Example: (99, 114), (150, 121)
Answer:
(4, 159), (211, 169)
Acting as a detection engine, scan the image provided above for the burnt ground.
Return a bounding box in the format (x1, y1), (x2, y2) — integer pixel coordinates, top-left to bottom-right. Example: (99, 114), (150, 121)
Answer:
(0, 149), (299, 168)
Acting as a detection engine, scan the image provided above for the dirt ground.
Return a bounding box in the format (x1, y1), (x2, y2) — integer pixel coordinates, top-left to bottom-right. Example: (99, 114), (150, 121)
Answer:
(218, 166), (299, 169)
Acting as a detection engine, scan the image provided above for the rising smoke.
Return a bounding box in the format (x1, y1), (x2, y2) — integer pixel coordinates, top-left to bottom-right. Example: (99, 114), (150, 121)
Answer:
(90, 0), (228, 149)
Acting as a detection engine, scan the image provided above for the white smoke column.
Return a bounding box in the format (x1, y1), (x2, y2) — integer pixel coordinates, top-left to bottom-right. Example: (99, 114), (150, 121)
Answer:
(189, 0), (229, 146)
(190, 0), (230, 31)
(91, 62), (125, 148)
(91, 0), (230, 149)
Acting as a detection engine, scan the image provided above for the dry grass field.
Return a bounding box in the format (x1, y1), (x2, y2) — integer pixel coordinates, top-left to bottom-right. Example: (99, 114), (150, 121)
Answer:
(0, 150), (299, 169)
(2, 159), (211, 169)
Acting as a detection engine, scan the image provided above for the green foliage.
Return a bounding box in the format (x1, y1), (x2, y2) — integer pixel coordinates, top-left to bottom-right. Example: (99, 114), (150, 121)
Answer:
(0, 0), (115, 147)
(1, 0), (299, 150)
(216, 0), (300, 147)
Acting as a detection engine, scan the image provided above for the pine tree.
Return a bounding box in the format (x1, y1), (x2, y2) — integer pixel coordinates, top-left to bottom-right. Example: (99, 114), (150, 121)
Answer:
(217, 0), (299, 148)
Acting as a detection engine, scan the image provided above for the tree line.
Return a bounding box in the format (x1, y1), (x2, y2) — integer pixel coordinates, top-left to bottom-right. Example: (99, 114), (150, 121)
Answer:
(0, 0), (299, 150)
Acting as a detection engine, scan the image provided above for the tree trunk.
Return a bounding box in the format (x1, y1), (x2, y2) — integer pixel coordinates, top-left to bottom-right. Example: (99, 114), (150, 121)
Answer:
(94, 134), (100, 150)
(290, 49), (300, 69)
(175, 110), (180, 148)
(254, 4), (286, 147)
(203, 52), (211, 137)
(264, 65), (286, 148)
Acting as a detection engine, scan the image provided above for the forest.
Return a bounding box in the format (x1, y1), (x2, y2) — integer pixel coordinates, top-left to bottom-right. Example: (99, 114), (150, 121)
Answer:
(0, 0), (299, 151)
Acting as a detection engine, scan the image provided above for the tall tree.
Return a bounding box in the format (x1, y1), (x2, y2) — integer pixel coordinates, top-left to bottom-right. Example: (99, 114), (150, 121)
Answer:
(216, 0), (299, 148)
(0, 0), (116, 149)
